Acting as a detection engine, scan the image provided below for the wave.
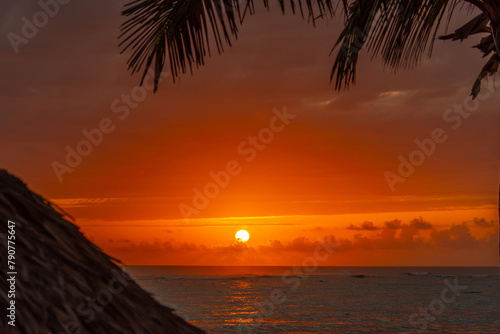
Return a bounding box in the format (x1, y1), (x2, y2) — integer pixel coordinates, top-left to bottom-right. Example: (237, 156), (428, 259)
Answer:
(134, 274), (279, 281)
(404, 272), (429, 276)
(133, 272), (364, 282)
(130, 275), (156, 279)
(433, 274), (456, 278)
(135, 271), (499, 281)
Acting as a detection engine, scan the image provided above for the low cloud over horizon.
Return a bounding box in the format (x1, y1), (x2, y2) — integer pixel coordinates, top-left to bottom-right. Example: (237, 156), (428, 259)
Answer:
(91, 217), (498, 266)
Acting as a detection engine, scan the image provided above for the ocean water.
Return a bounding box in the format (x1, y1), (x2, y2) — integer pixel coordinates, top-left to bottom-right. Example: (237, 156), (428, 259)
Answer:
(123, 266), (500, 333)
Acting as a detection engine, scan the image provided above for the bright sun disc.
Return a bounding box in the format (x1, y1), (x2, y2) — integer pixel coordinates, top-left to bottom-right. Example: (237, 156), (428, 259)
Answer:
(235, 230), (250, 243)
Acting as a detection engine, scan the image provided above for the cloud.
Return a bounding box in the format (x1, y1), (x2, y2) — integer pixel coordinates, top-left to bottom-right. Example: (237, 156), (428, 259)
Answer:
(378, 90), (412, 99)
(258, 235), (338, 254)
(101, 234), (339, 265)
(95, 217), (497, 265)
(409, 218), (433, 230)
(372, 218), (433, 230)
(52, 198), (126, 207)
(385, 219), (403, 229)
(472, 218), (497, 228)
(301, 226), (326, 232)
(334, 218), (494, 252)
(347, 221), (379, 231)
(430, 224), (480, 249)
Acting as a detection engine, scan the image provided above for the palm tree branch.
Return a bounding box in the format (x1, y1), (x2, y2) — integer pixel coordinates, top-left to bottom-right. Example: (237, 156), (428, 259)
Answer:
(120, 0), (340, 91)
(331, 0), (460, 90)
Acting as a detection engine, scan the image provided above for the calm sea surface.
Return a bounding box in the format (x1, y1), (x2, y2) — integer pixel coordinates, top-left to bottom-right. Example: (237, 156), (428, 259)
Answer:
(123, 266), (500, 333)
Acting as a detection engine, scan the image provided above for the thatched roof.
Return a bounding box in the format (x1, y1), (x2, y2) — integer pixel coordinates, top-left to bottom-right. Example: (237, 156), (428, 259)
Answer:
(0, 170), (205, 334)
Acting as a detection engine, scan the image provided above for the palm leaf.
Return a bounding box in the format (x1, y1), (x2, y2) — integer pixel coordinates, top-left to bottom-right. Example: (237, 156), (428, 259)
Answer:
(439, 12), (489, 41)
(120, 0), (500, 97)
(471, 53), (500, 98)
(120, 0), (339, 91)
(331, 0), (460, 90)
(332, 0), (500, 98)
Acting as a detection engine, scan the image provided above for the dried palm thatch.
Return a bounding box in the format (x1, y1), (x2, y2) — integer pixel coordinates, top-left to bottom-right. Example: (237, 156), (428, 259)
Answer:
(0, 170), (205, 334)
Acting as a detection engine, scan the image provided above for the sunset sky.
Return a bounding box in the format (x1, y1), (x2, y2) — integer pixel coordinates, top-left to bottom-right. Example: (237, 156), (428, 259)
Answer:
(1, 1), (499, 266)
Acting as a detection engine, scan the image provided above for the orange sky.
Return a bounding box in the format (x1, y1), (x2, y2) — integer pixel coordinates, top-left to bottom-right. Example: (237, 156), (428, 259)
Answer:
(1, 1), (499, 266)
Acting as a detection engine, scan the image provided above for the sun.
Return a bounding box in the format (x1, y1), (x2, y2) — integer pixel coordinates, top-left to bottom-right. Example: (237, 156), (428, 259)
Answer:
(235, 230), (250, 243)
